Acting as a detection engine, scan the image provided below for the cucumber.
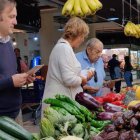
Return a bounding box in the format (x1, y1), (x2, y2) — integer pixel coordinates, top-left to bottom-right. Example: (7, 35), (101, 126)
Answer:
(0, 116), (33, 140)
(0, 129), (19, 140)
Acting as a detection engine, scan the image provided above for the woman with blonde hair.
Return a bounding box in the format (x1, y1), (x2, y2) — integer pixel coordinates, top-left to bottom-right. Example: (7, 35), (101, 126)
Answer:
(43, 17), (93, 102)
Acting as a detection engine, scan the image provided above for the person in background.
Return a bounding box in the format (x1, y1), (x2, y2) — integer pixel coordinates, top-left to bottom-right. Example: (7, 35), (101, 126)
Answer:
(108, 54), (119, 80)
(108, 54), (119, 91)
(114, 61), (122, 93)
(124, 56), (133, 87)
(76, 38), (106, 96)
(43, 17), (94, 103)
(0, 0), (35, 120)
(14, 48), (28, 73)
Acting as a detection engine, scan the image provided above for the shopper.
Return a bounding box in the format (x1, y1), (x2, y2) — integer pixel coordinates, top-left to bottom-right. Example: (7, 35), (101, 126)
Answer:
(108, 54), (119, 91)
(114, 61), (122, 93)
(76, 38), (106, 96)
(14, 48), (28, 73)
(0, 0), (35, 119)
(124, 56), (133, 87)
(43, 17), (93, 102)
(108, 54), (119, 80)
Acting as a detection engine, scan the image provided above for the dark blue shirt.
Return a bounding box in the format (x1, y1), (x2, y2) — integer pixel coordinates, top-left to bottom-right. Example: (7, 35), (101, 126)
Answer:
(0, 41), (21, 118)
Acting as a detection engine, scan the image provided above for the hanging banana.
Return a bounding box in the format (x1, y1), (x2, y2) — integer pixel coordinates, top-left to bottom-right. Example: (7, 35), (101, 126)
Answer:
(73, 0), (84, 17)
(80, 0), (92, 16)
(86, 0), (97, 14)
(94, 0), (103, 10)
(62, 0), (74, 16)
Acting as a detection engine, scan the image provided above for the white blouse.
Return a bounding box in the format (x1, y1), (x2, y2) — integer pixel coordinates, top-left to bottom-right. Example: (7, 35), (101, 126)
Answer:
(43, 38), (83, 101)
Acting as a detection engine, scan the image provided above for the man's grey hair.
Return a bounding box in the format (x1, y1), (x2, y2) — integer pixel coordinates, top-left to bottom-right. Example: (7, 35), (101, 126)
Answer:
(0, 0), (16, 12)
(86, 38), (103, 49)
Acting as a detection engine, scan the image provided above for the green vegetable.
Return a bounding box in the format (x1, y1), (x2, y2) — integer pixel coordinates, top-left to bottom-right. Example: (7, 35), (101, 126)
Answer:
(0, 116), (33, 140)
(55, 94), (95, 121)
(91, 120), (111, 128)
(52, 106), (77, 124)
(32, 133), (40, 140)
(43, 107), (62, 125)
(44, 98), (85, 122)
(40, 118), (55, 138)
(60, 136), (83, 140)
(90, 126), (100, 133)
(71, 123), (84, 138)
(42, 137), (55, 140)
(0, 129), (19, 140)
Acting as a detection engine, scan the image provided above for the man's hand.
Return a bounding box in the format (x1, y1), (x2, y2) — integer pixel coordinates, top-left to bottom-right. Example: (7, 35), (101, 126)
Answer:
(12, 73), (36, 87)
(12, 73), (28, 87)
(83, 85), (99, 94)
(26, 74), (36, 84)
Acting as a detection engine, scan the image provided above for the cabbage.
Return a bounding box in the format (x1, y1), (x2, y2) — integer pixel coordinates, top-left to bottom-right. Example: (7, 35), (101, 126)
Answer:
(71, 123), (84, 138)
(43, 107), (62, 125)
(60, 136), (83, 140)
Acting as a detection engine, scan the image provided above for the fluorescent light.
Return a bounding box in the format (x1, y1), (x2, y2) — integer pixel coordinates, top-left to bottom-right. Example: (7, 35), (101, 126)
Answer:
(107, 17), (119, 21)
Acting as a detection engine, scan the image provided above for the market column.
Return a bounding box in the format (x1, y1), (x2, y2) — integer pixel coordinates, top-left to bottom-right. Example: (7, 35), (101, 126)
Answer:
(39, 10), (62, 65)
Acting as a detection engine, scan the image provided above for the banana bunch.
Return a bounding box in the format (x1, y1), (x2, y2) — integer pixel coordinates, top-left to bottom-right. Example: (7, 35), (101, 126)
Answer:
(124, 21), (140, 38)
(62, 0), (103, 17)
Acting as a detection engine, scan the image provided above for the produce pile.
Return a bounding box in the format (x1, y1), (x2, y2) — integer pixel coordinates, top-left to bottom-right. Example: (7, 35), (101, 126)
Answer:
(40, 94), (111, 140)
(62, 0), (102, 17)
(0, 116), (34, 140)
(124, 21), (140, 38)
(92, 103), (140, 140)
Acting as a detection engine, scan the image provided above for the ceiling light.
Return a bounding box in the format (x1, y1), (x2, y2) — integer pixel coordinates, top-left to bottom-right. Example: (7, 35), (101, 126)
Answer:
(107, 17), (119, 21)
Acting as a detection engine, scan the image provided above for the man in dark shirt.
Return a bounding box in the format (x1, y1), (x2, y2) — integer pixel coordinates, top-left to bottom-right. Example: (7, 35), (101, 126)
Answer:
(108, 54), (119, 80)
(108, 54), (119, 91)
(0, 0), (35, 119)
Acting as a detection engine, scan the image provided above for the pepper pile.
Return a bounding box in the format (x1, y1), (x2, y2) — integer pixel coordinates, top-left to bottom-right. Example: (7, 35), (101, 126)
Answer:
(95, 93), (126, 108)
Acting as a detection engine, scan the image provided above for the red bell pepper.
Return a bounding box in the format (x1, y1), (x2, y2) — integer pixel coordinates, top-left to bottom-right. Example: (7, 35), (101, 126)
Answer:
(94, 97), (104, 104)
(111, 100), (123, 106)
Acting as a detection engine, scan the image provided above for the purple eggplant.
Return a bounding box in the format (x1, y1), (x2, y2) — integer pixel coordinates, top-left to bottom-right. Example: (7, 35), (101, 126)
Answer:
(98, 112), (114, 120)
(103, 103), (124, 113)
(75, 92), (101, 110)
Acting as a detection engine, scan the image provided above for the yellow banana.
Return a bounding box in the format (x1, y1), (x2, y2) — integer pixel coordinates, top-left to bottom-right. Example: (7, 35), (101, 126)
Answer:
(94, 0), (103, 10)
(74, 0), (84, 17)
(70, 10), (75, 17)
(86, 0), (97, 13)
(133, 24), (140, 38)
(129, 22), (137, 37)
(80, 0), (92, 16)
(62, 0), (74, 16)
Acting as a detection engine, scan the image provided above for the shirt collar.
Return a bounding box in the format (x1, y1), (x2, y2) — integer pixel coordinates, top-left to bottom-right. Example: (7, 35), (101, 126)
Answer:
(0, 36), (11, 43)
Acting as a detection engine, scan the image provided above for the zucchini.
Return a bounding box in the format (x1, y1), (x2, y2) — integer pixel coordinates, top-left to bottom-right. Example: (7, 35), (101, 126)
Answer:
(0, 129), (19, 140)
(0, 116), (33, 140)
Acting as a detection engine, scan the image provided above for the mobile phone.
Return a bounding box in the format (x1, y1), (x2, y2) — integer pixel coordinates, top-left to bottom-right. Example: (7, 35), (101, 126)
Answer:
(26, 64), (44, 75)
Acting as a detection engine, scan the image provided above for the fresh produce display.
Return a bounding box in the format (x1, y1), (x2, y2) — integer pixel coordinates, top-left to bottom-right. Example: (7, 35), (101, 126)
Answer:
(62, 0), (102, 17)
(124, 21), (140, 38)
(0, 116), (34, 140)
(92, 107), (140, 139)
(42, 94), (111, 140)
